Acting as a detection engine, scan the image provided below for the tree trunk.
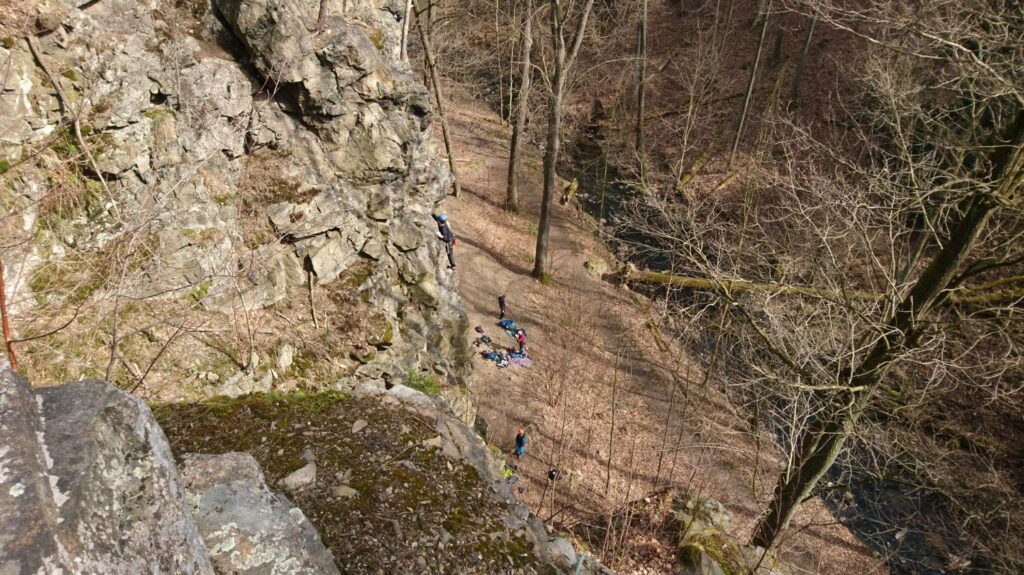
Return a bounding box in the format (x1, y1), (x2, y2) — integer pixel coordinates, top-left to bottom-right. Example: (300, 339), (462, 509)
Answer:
(400, 0), (413, 61)
(314, 0), (330, 32)
(625, 269), (1024, 305)
(506, 0), (533, 213)
(534, 84), (563, 279)
(789, 13), (816, 105)
(731, 0), (772, 165)
(417, 16), (462, 197)
(533, 0), (594, 280)
(634, 0), (648, 170)
(751, 112), (1024, 550)
(753, 0), (769, 29)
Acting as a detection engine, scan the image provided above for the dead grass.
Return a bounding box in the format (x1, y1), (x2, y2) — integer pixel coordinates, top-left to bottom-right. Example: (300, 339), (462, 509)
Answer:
(440, 87), (884, 575)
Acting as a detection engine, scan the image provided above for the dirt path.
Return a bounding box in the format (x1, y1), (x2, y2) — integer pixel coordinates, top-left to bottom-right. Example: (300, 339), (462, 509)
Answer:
(436, 92), (884, 575)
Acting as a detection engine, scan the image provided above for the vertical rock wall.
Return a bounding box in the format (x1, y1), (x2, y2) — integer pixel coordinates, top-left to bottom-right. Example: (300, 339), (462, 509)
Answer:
(0, 0), (472, 402)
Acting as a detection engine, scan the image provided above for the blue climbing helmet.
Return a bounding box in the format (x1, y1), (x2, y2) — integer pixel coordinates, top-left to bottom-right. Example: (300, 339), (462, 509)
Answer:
(438, 213), (448, 222)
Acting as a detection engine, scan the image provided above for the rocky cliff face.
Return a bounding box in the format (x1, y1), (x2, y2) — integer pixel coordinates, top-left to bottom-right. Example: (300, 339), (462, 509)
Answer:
(1, 0), (472, 415)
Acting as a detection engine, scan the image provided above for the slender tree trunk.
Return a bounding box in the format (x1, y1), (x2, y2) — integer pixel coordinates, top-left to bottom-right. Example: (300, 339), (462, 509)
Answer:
(605, 350), (621, 495)
(506, 0), (533, 213)
(400, 0), (413, 61)
(789, 13), (816, 105)
(634, 0), (648, 170)
(534, 87), (562, 279)
(533, 0), (594, 280)
(0, 256), (17, 370)
(313, 0), (330, 32)
(533, 0), (567, 280)
(417, 15), (462, 197)
(653, 368), (678, 490)
(731, 0), (772, 165)
(753, 0), (769, 29)
(751, 113), (1024, 550)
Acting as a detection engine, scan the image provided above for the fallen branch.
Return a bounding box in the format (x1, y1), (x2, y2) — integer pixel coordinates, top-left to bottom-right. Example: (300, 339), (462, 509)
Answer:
(624, 270), (1024, 306)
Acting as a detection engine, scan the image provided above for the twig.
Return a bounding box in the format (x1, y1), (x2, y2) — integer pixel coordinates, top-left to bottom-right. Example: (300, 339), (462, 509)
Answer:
(0, 255), (18, 370)
(11, 305), (82, 343)
(131, 320), (188, 393)
(308, 269), (319, 329)
(27, 35), (121, 222)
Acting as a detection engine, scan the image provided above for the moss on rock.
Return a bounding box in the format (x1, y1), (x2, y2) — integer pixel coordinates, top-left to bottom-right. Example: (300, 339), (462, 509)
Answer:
(155, 392), (548, 573)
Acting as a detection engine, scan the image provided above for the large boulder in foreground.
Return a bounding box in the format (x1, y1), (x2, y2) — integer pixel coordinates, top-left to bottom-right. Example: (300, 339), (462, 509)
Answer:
(0, 365), (70, 574)
(1, 367), (345, 574)
(0, 366), (214, 574)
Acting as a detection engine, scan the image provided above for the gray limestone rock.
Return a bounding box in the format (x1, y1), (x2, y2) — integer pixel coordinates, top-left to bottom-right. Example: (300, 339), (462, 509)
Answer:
(389, 218), (424, 251)
(180, 452), (340, 575)
(0, 370), (215, 575)
(0, 367), (69, 575)
(277, 343), (295, 371)
(213, 0), (429, 181)
(33, 380), (215, 574)
(281, 461), (317, 492)
(177, 58), (253, 159)
(214, 370), (275, 399)
(541, 537), (578, 570)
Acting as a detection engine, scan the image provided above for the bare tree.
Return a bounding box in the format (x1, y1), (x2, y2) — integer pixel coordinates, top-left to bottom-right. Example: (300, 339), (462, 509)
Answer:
(533, 0), (596, 280)
(633, 0), (648, 171)
(730, 0), (772, 165)
(616, 0), (1024, 560)
(417, 7), (463, 198)
(506, 0), (535, 213)
(789, 12), (816, 106)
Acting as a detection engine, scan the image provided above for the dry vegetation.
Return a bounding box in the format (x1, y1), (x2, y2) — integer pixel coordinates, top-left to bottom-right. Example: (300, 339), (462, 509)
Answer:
(423, 0), (1024, 572)
(441, 91), (881, 574)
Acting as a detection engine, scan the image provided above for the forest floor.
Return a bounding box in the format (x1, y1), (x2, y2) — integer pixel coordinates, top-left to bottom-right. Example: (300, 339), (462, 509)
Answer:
(438, 89), (886, 575)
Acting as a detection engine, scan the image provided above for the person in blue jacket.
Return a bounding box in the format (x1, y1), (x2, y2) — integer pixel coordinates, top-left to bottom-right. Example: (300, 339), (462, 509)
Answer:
(434, 213), (456, 269)
(514, 428), (527, 459)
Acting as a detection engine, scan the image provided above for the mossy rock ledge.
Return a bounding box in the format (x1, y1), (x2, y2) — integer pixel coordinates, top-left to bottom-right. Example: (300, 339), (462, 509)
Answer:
(0, 364), (613, 574)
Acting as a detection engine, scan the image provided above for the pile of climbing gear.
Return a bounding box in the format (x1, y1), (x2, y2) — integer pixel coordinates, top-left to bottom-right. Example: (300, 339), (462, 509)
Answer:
(497, 318), (527, 338)
(473, 319), (532, 368)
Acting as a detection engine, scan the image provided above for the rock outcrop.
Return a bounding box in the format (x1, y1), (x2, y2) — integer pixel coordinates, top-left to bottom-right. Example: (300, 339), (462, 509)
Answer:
(2, 365), (613, 574)
(0, 365), (214, 574)
(668, 492), (791, 575)
(180, 452), (339, 574)
(341, 378), (615, 575)
(1, 0), (471, 406)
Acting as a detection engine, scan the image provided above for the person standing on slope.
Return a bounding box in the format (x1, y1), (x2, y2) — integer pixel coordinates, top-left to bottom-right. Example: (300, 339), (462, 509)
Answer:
(513, 428), (527, 459)
(434, 213), (456, 270)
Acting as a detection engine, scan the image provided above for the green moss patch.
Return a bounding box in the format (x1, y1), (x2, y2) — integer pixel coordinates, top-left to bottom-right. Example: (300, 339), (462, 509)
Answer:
(406, 368), (442, 395)
(156, 392), (543, 573)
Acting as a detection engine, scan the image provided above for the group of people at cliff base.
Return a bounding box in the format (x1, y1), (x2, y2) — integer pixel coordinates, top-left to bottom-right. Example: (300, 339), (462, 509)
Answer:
(433, 215), (548, 485)
(474, 297), (531, 368)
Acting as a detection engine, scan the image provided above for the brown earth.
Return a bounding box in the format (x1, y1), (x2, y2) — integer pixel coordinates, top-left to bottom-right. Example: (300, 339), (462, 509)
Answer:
(435, 89), (886, 574)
